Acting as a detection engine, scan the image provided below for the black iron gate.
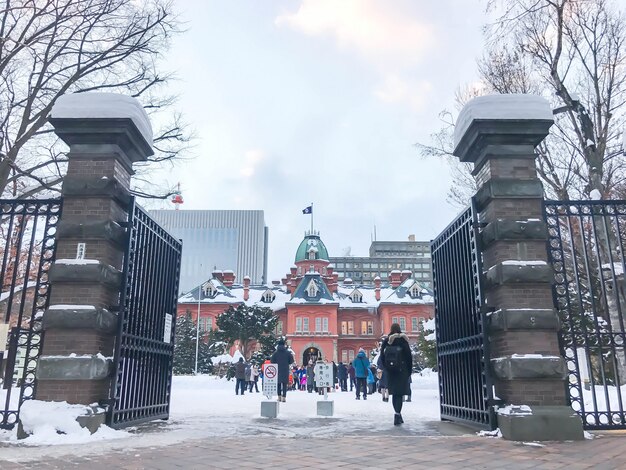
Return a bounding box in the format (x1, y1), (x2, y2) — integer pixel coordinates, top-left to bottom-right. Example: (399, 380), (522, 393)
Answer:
(108, 198), (182, 428)
(0, 199), (61, 429)
(431, 200), (495, 429)
(545, 200), (626, 430)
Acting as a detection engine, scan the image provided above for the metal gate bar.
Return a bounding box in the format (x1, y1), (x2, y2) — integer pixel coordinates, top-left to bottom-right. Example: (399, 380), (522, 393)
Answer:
(545, 200), (626, 430)
(0, 199), (61, 429)
(432, 200), (494, 429)
(109, 198), (182, 428)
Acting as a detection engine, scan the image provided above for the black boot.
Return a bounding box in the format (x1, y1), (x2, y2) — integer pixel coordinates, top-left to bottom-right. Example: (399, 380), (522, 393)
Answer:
(394, 413), (402, 425)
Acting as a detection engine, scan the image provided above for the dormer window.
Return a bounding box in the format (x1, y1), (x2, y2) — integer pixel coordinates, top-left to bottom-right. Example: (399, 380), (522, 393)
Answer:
(349, 288), (363, 303)
(408, 282), (421, 299)
(308, 247), (317, 260)
(202, 282), (216, 298)
(306, 279), (319, 297)
(262, 289), (275, 303)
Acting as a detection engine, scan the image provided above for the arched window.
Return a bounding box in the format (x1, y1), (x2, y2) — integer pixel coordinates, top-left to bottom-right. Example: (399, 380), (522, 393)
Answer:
(349, 289), (363, 303)
(306, 279), (319, 297)
(262, 289), (275, 303)
(408, 282), (421, 299)
(202, 282), (216, 298)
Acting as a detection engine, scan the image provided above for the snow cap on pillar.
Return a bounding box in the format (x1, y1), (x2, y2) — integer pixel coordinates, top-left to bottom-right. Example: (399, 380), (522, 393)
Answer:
(49, 92), (154, 164)
(453, 94), (554, 171)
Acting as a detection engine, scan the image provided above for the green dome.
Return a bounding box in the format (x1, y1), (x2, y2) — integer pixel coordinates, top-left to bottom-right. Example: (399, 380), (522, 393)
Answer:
(295, 233), (329, 262)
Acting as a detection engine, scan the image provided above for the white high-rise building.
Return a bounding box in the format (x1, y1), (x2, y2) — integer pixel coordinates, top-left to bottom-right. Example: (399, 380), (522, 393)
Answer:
(150, 210), (268, 293)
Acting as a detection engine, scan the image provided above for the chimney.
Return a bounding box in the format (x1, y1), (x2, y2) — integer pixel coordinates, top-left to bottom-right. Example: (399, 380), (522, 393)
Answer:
(281, 277), (288, 286)
(272, 280), (281, 286)
(390, 270), (402, 288)
(374, 276), (381, 301)
(290, 266), (297, 277)
(243, 276), (250, 301)
(212, 269), (223, 283)
(400, 270), (411, 283)
(408, 234), (415, 242)
(222, 270), (235, 288)
(331, 272), (339, 293)
(326, 264), (334, 276)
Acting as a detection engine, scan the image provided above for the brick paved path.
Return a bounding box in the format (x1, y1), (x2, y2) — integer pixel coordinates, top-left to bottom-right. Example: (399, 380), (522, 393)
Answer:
(1, 432), (626, 469)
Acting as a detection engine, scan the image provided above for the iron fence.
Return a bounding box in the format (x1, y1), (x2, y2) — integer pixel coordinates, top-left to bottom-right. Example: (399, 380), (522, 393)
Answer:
(545, 200), (626, 430)
(108, 198), (182, 428)
(0, 199), (61, 429)
(431, 200), (495, 430)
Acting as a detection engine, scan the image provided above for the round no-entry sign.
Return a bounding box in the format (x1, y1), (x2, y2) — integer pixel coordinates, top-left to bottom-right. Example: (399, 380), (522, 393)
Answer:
(265, 364), (277, 379)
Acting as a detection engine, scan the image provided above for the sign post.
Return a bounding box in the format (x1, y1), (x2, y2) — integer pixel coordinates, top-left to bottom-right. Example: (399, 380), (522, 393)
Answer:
(262, 363), (278, 399)
(261, 363), (279, 418)
(314, 362), (334, 416)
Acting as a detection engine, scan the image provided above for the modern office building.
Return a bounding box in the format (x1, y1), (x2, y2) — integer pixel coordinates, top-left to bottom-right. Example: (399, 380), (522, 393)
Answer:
(329, 235), (432, 287)
(150, 210), (268, 293)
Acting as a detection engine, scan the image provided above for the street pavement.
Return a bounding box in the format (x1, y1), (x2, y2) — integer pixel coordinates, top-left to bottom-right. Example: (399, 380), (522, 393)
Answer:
(1, 423), (626, 469)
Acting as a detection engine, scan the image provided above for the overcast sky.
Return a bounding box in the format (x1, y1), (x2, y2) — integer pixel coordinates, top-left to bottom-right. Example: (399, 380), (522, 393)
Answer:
(151, 0), (487, 282)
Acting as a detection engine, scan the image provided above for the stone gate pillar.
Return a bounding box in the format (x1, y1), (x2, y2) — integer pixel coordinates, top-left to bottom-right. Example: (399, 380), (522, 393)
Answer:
(34, 93), (152, 427)
(454, 94), (583, 441)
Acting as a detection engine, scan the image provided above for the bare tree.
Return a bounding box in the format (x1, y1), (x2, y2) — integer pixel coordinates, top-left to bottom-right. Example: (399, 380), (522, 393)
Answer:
(0, 0), (189, 199)
(419, 0), (626, 203)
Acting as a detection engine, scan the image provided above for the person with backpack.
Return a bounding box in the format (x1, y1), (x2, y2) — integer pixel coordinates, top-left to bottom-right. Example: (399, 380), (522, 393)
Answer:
(380, 323), (413, 425)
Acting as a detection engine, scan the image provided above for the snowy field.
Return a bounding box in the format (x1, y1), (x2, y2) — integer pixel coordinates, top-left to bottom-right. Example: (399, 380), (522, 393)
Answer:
(0, 370), (442, 459)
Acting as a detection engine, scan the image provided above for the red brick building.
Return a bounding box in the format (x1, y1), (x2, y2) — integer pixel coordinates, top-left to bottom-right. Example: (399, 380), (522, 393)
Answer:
(177, 231), (433, 365)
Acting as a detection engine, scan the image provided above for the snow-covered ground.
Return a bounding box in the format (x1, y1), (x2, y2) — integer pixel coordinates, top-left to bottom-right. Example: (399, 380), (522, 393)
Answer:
(0, 370), (442, 457)
(580, 384), (626, 424)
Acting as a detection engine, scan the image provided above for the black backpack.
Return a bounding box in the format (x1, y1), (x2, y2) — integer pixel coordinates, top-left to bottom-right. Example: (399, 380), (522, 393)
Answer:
(384, 343), (404, 372)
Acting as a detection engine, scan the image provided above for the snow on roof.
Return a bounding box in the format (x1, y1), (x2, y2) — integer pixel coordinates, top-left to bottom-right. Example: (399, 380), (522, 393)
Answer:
(51, 93), (153, 145)
(454, 94), (554, 147)
(179, 274), (434, 310)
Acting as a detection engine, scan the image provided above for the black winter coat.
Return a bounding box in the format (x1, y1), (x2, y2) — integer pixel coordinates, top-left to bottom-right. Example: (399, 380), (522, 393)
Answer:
(270, 344), (294, 383)
(235, 360), (246, 380)
(380, 333), (412, 396)
(337, 363), (347, 380)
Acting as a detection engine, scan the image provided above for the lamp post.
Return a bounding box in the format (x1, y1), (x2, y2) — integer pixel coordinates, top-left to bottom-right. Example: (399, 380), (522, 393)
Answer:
(195, 264), (202, 374)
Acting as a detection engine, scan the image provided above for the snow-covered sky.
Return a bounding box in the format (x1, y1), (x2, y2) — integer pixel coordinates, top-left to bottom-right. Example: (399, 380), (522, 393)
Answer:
(149, 0), (486, 282)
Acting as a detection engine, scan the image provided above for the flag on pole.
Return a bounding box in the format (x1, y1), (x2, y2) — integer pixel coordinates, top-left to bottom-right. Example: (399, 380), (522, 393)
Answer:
(302, 205), (312, 214)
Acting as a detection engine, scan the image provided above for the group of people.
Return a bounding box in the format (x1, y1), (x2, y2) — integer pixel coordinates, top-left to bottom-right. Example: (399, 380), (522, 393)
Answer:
(233, 358), (260, 395)
(233, 323), (413, 425)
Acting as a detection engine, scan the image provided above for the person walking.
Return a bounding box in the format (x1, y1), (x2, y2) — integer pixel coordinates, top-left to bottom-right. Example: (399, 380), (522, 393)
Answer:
(348, 362), (356, 391)
(270, 339), (294, 402)
(234, 357), (246, 395)
(249, 364), (260, 392)
(353, 349), (370, 400)
(380, 323), (413, 425)
(245, 362), (253, 391)
(376, 353), (389, 402)
(337, 362), (348, 391)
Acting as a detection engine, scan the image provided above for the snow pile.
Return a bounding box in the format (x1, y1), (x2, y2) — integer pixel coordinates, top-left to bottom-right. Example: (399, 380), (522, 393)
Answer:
(17, 400), (128, 445)
(477, 428), (502, 438)
(454, 94), (554, 147)
(51, 93), (153, 145)
(55, 258), (100, 265)
(231, 350), (244, 363)
(496, 404), (533, 416)
(211, 353), (233, 364)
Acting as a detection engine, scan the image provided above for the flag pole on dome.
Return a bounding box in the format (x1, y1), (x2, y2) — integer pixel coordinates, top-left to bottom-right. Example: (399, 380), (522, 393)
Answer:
(302, 203), (313, 233)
